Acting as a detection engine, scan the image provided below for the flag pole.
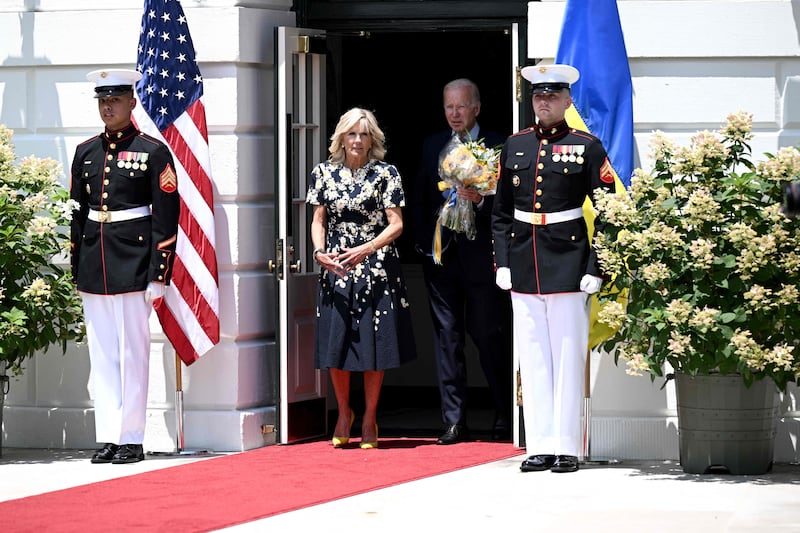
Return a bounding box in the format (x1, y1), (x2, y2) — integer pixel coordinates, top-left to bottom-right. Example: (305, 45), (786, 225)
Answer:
(581, 349), (620, 465)
(582, 350), (592, 460)
(149, 352), (212, 457)
(174, 352), (186, 450)
(172, 353), (211, 456)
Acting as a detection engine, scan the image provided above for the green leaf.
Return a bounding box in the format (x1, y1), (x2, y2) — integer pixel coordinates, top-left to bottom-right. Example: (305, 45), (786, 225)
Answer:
(592, 112), (800, 391)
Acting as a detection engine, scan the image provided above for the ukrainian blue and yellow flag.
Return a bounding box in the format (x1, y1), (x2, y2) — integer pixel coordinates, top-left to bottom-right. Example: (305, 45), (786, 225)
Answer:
(555, 0), (633, 348)
(556, 0), (634, 188)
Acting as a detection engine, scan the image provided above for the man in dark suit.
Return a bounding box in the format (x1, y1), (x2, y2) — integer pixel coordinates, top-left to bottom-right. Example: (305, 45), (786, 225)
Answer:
(71, 68), (180, 464)
(412, 78), (512, 444)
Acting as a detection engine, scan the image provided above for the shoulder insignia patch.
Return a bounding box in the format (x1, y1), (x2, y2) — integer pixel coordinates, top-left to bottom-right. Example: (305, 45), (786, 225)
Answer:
(160, 163), (178, 193)
(600, 158), (615, 184)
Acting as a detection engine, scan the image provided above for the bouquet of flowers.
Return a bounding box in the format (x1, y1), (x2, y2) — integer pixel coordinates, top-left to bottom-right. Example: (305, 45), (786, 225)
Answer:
(434, 136), (500, 250)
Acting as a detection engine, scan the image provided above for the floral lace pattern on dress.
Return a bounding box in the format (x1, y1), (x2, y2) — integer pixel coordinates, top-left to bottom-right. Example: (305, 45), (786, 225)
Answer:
(306, 159), (415, 371)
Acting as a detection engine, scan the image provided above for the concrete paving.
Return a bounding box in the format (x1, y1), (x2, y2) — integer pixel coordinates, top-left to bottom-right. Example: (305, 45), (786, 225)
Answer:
(3, 446), (800, 532)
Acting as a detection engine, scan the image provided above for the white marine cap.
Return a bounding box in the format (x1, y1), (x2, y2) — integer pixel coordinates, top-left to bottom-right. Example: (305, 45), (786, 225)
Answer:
(520, 64), (580, 94)
(86, 68), (142, 98)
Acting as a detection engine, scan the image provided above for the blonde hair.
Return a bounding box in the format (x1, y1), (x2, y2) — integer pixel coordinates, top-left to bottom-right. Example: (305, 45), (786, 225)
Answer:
(328, 107), (386, 164)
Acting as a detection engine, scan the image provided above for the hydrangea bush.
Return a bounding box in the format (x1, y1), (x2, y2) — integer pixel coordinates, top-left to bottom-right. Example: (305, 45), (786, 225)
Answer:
(594, 112), (800, 391)
(0, 125), (84, 376)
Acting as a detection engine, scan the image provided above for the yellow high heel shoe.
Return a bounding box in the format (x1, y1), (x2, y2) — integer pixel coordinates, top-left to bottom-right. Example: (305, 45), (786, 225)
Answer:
(332, 410), (355, 448)
(360, 424), (379, 449)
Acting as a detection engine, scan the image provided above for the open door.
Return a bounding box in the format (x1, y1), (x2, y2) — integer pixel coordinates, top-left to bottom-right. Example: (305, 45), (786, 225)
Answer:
(274, 26), (327, 444)
(510, 21), (525, 449)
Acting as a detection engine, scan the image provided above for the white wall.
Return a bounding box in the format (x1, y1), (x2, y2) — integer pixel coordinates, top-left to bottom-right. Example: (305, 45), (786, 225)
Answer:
(0, 0), (294, 452)
(529, 0), (800, 462)
(2, 0), (799, 460)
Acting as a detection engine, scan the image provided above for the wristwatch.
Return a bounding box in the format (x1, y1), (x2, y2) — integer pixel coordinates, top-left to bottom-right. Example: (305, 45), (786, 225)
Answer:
(313, 248), (323, 262)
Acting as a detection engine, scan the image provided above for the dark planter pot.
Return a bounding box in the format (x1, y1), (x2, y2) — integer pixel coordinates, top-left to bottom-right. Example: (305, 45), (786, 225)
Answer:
(675, 372), (779, 475)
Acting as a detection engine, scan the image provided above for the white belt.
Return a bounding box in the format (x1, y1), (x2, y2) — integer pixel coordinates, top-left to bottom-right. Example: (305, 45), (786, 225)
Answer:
(88, 206), (151, 223)
(513, 207), (583, 226)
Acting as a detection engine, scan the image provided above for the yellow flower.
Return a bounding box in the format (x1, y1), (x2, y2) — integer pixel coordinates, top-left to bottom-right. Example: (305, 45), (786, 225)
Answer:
(435, 138), (501, 243)
(22, 277), (52, 303)
(665, 299), (692, 325)
(722, 110), (754, 143)
(594, 112), (800, 391)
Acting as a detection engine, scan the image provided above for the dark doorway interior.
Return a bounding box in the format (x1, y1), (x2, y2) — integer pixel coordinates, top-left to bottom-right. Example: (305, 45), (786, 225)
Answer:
(322, 28), (516, 437)
(329, 30), (513, 257)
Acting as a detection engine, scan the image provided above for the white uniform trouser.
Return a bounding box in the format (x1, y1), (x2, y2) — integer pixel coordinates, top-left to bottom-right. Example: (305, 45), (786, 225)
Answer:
(512, 291), (590, 457)
(81, 292), (151, 445)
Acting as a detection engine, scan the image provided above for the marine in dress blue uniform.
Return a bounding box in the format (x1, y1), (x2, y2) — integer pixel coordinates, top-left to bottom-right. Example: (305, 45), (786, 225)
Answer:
(492, 64), (616, 473)
(70, 69), (180, 464)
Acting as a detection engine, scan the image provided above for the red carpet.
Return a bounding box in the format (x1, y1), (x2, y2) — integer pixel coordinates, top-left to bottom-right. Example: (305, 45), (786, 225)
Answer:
(4, 438), (517, 532)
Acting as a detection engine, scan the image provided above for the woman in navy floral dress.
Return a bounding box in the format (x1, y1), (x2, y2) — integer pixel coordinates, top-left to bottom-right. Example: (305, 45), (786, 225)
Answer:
(306, 108), (416, 449)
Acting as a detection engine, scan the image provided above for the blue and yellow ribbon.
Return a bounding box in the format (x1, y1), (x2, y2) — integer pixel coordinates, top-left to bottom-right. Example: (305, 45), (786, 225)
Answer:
(432, 182), (456, 265)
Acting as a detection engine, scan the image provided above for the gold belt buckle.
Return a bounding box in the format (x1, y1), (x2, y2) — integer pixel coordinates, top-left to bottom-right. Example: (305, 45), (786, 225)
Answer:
(98, 211), (110, 223)
(531, 212), (545, 225)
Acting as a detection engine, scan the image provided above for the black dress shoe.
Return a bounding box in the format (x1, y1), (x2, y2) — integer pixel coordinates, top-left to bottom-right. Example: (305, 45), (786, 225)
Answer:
(520, 454), (557, 472)
(437, 424), (470, 445)
(90, 443), (119, 464)
(550, 454), (579, 473)
(111, 444), (145, 464)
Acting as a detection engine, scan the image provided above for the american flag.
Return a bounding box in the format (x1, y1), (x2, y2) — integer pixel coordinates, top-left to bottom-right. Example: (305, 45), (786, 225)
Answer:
(133, 0), (220, 365)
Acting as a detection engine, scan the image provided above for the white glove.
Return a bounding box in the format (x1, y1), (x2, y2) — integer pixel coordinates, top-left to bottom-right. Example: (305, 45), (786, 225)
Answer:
(580, 274), (603, 295)
(495, 267), (512, 290)
(144, 282), (166, 304)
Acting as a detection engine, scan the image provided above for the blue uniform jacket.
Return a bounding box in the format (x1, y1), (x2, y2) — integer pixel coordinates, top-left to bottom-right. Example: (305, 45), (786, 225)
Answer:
(492, 120), (616, 294)
(70, 123), (180, 295)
